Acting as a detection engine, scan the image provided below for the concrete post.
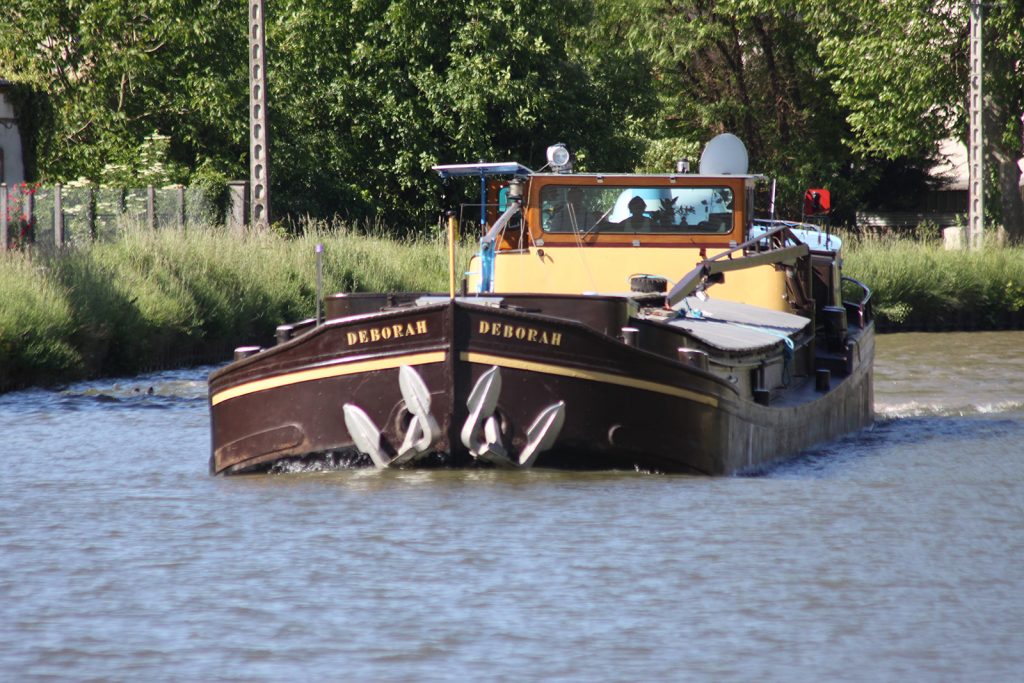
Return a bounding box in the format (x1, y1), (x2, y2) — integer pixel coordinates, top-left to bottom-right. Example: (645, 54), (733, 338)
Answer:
(24, 190), (33, 242)
(249, 0), (272, 227)
(176, 184), (186, 229)
(147, 185), (156, 229)
(968, 2), (984, 249)
(54, 182), (64, 246)
(943, 226), (964, 250)
(0, 183), (7, 250)
(86, 186), (96, 239)
(228, 181), (249, 234)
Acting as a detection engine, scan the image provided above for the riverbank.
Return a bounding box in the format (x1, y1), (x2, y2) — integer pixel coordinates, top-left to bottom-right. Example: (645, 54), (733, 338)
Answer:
(2, 225), (1022, 392)
(0, 221), (469, 392)
(843, 233), (1024, 332)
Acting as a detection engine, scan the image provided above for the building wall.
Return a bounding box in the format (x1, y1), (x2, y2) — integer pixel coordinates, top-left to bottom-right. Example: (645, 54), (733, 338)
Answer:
(0, 87), (25, 185)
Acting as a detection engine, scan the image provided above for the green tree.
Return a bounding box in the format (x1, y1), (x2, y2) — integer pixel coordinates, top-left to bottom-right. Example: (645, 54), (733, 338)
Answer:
(266, 0), (657, 228)
(3, 1), (656, 229)
(0, 0), (247, 185)
(612, 0), (867, 219)
(813, 0), (1024, 242)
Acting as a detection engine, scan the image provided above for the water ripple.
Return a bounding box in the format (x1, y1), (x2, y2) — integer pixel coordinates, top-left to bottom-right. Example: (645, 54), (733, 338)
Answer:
(1, 340), (1024, 681)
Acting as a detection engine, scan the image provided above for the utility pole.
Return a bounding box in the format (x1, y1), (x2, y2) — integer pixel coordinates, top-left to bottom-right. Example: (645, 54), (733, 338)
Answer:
(968, 1), (984, 249)
(249, 0), (271, 228)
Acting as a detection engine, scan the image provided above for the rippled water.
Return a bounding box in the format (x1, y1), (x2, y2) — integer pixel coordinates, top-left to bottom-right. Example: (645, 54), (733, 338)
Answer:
(2, 332), (1023, 681)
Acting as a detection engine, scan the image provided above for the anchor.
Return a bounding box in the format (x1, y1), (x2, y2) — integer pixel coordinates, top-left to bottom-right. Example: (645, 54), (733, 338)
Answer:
(518, 401), (566, 468)
(391, 365), (441, 466)
(461, 366), (509, 466)
(343, 365), (440, 468)
(342, 403), (389, 468)
(461, 366), (567, 468)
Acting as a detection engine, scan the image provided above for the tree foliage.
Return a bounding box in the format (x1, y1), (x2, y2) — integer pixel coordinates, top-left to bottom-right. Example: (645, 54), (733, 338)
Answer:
(0, 0), (248, 184)
(266, 0), (656, 226)
(617, 0), (865, 217)
(812, 0), (1024, 239)
(1, 0), (1022, 239)
(813, 0), (965, 159)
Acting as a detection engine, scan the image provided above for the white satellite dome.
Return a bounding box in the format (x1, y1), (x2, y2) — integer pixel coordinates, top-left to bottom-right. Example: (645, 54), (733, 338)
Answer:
(698, 133), (749, 175)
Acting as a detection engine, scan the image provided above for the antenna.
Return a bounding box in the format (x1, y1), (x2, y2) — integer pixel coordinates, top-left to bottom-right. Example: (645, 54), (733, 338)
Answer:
(699, 134), (749, 175)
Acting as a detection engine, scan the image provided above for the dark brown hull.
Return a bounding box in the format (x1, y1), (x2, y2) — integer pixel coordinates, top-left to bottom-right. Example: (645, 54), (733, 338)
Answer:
(209, 297), (874, 475)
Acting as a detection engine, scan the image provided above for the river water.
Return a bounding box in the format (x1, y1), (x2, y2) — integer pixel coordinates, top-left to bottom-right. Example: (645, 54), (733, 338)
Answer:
(1, 331), (1022, 682)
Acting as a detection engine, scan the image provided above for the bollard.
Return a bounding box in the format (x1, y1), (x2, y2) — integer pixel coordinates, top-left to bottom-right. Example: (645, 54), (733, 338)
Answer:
(815, 368), (831, 392)
(233, 346), (262, 361)
(677, 347), (709, 372)
(276, 324), (295, 345)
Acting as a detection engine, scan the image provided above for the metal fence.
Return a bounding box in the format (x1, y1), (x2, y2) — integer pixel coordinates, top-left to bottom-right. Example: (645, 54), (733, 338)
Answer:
(1, 183), (225, 251)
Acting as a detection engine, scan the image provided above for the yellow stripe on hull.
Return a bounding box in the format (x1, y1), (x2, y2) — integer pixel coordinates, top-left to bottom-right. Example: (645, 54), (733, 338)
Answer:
(461, 351), (718, 407)
(211, 351), (447, 406)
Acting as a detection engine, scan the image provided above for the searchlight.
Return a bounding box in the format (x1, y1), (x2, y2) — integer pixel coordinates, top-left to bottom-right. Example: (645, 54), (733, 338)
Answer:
(546, 143), (572, 173)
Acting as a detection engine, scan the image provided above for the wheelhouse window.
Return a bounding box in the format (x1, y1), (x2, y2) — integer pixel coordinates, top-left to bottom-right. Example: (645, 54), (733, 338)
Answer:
(540, 185), (734, 234)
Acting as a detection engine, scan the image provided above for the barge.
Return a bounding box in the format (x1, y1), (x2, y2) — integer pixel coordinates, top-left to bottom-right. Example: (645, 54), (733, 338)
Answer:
(208, 135), (874, 475)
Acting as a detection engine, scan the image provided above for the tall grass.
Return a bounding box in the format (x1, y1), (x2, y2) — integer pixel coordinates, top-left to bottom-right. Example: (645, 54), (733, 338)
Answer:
(2, 223), (1021, 391)
(843, 233), (1024, 329)
(0, 218), (471, 390)
(0, 251), (81, 388)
